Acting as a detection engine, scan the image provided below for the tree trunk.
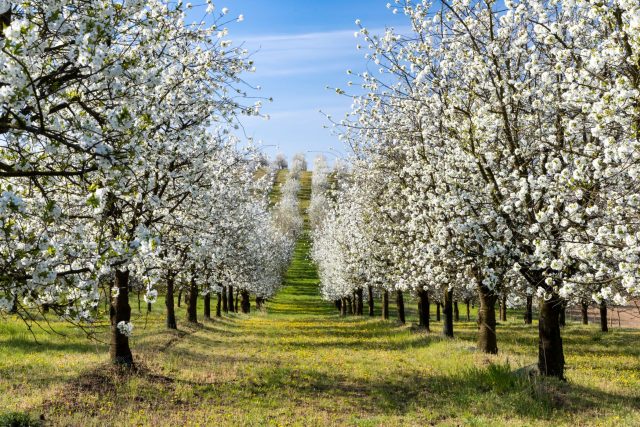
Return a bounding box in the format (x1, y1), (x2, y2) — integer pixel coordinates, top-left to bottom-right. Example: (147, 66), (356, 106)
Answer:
(436, 302), (441, 321)
(418, 288), (430, 332)
(396, 290), (405, 324)
(600, 301), (608, 332)
(347, 297), (353, 315)
(466, 300), (471, 321)
(382, 290), (389, 320)
(222, 286), (228, 313)
(241, 290), (250, 314)
(216, 292), (222, 317)
(524, 295), (533, 325)
(256, 296), (264, 311)
(442, 289), (454, 338)
(147, 302), (152, 313)
(454, 301), (459, 322)
(538, 294), (565, 378)
(559, 299), (566, 327)
(227, 285), (234, 313)
(340, 297), (347, 316)
(500, 294), (507, 321)
(187, 277), (198, 323)
(166, 273), (177, 329)
(110, 269), (134, 367)
(477, 284), (498, 354)
(367, 286), (374, 316)
(581, 301), (589, 325)
(177, 289), (182, 308)
(235, 288), (240, 312)
(204, 293), (211, 320)
(137, 289), (141, 313)
(356, 288), (364, 316)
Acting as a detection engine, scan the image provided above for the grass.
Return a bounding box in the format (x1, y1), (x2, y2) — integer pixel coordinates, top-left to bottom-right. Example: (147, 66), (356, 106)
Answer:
(1, 171), (639, 426)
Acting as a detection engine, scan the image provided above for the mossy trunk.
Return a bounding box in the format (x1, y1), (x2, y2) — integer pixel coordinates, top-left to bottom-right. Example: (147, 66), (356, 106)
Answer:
(166, 272), (177, 329)
(581, 301), (589, 325)
(524, 295), (533, 325)
(382, 290), (389, 320)
(418, 288), (430, 332)
(222, 286), (228, 313)
(227, 285), (234, 313)
(216, 292), (222, 317)
(454, 301), (459, 322)
(396, 290), (405, 324)
(600, 301), (608, 332)
(204, 293), (211, 320)
(241, 290), (250, 314)
(110, 269), (134, 367)
(187, 277), (198, 324)
(367, 286), (374, 316)
(442, 289), (454, 338)
(477, 283), (498, 354)
(356, 288), (364, 316)
(538, 294), (565, 378)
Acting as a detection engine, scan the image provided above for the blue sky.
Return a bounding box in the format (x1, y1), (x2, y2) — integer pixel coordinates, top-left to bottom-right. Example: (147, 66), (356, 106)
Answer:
(191, 1), (408, 166)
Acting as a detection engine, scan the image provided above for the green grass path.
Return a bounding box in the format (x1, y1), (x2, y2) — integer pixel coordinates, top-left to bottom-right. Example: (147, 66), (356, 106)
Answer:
(1, 170), (639, 426)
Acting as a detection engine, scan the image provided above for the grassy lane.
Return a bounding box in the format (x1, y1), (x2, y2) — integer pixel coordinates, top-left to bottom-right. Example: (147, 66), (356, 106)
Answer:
(1, 170), (639, 426)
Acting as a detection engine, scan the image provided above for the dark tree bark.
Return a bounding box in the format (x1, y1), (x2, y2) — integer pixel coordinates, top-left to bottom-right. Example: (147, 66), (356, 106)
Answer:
(347, 297), (353, 315)
(600, 301), (608, 332)
(367, 286), (374, 317)
(335, 299), (342, 312)
(500, 294), (507, 321)
(454, 301), (460, 322)
(222, 286), (228, 313)
(256, 296), (264, 311)
(177, 288), (182, 308)
(166, 272), (177, 329)
(581, 301), (589, 325)
(477, 283), (498, 354)
(227, 285), (234, 313)
(110, 269), (134, 367)
(396, 290), (405, 324)
(465, 300), (471, 321)
(524, 295), (533, 325)
(418, 288), (430, 332)
(436, 302), (441, 321)
(559, 299), (567, 327)
(216, 292), (222, 317)
(442, 289), (454, 337)
(235, 288), (240, 312)
(241, 290), (250, 314)
(147, 302), (152, 313)
(538, 293), (565, 378)
(204, 293), (211, 320)
(340, 297), (347, 316)
(137, 289), (141, 313)
(187, 276), (198, 323)
(356, 288), (364, 316)
(382, 290), (389, 320)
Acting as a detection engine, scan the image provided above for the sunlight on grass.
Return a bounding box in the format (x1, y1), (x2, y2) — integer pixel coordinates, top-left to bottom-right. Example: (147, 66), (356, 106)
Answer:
(1, 173), (639, 426)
